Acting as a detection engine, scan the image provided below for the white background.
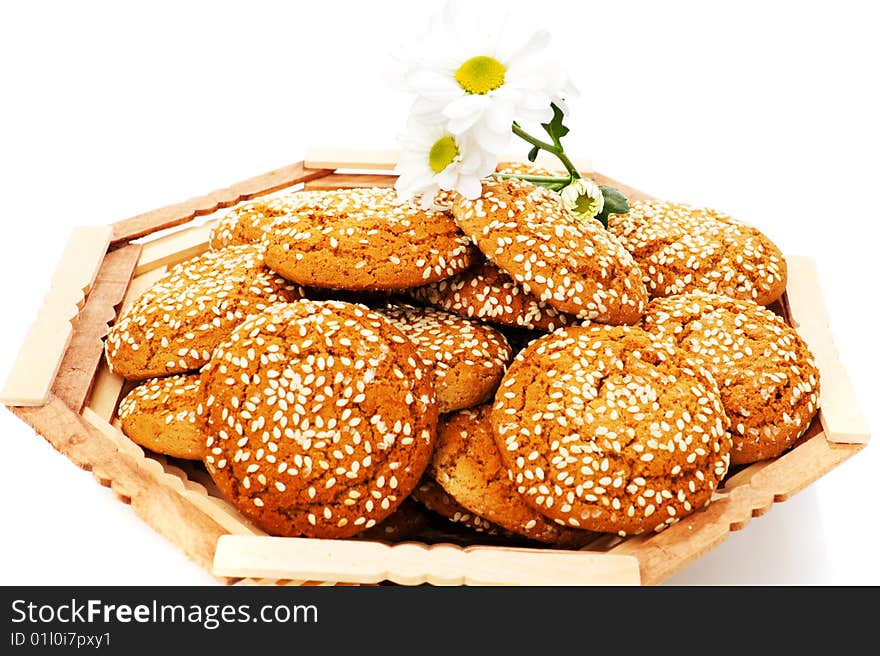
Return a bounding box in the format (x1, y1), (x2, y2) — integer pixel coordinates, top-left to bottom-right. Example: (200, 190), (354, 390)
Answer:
(0, 0), (877, 585)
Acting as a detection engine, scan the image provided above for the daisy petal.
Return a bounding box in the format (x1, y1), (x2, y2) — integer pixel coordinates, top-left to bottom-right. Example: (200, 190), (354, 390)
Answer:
(504, 29), (551, 71)
(456, 175), (485, 200)
(404, 68), (460, 95)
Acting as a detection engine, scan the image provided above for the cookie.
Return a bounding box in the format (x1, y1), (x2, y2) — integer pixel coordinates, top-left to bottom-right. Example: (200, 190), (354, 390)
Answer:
(105, 245), (302, 380)
(431, 405), (594, 546)
(408, 258), (578, 331)
(495, 162), (562, 177)
(608, 200), (787, 305)
(356, 498), (429, 542)
(641, 291), (820, 464)
(411, 477), (509, 536)
(264, 187), (479, 291)
(209, 190), (328, 250)
(452, 178), (648, 324)
(200, 300), (438, 539)
(379, 303), (511, 413)
(491, 324), (731, 536)
(117, 373), (206, 460)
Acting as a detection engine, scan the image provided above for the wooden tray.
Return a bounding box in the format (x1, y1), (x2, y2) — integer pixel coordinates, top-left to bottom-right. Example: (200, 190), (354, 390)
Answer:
(0, 150), (870, 586)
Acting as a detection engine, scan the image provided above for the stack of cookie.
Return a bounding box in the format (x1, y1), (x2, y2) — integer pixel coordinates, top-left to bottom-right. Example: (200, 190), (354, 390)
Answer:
(106, 171), (819, 544)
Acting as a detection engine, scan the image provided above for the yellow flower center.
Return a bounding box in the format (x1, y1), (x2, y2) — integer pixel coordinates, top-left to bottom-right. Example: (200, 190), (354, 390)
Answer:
(575, 194), (600, 215)
(455, 55), (506, 95)
(428, 135), (460, 173)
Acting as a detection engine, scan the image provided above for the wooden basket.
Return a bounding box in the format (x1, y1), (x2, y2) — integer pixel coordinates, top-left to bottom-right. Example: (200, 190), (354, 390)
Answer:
(1, 150), (869, 586)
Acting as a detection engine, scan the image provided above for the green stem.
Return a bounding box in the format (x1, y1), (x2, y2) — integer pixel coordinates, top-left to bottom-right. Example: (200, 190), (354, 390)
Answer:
(489, 173), (571, 184)
(511, 123), (581, 180)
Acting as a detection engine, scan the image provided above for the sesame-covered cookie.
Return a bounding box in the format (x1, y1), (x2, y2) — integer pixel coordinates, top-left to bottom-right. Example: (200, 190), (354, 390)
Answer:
(117, 373), (206, 460)
(431, 405), (594, 546)
(264, 187), (478, 291)
(379, 303), (511, 413)
(105, 245), (302, 380)
(491, 325), (731, 536)
(411, 477), (510, 537)
(408, 259), (578, 332)
(642, 291), (820, 464)
(452, 178), (648, 324)
(200, 300), (438, 539)
(209, 190), (328, 250)
(608, 200), (787, 305)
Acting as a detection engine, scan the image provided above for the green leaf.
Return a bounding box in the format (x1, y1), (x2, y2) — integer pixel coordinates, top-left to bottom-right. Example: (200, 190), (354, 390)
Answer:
(541, 103), (570, 148)
(527, 145), (540, 162)
(594, 185), (629, 229)
(600, 185), (628, 214)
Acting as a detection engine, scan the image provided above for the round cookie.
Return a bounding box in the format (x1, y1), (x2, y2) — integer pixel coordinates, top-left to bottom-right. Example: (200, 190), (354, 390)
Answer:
(452, 178), (648, 324)
(431, 405), (594, 546)
(411, 477), (510, 537)
(379, 303), (512, 414)
(641, 291), (820, 464)
(264, 187), (479, 291)
(608, 200), (787, 305)
(117, 373), (206, 460)
(356, 498), (429, 542)
(200, 300), (438, 539)
(106, 245), (302, 380)
(209, 190), (328, 250)
(408, 258), (578, 332)
(491, 324), (732, 536)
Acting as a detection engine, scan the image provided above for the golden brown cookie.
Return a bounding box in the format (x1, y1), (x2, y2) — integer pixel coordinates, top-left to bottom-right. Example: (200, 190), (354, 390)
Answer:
(431, 405), (594, 546)
(407, 259), (578, 331)
(105, 245), (302, 380)
(495, 161), (561, 177)
(452, 178), (648, 324)
(642, 291), (820, 464)
(200, 300), (438, 539)
(264, 187), (478, 291)
(209, 190), (328, 250)
(379, 303), (511, 413)
(491, 324), (731, 536)
(608, 200), (787, 305)
(356, 498), (429, 542)
(411, 477), (510, 536)
(117, 373), (206, 460)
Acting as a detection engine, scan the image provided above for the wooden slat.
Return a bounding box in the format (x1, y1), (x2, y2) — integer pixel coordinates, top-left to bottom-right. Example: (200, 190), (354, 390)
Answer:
(303, 173), (398, 191)
(784, 256), (870, 444)
(13, 397), (231, 576)
(1, 226), (112, 407)
(213, 535), (641, 586)
(135, 222), (213, 276)
(110, 161), (335, 244)
(85, 360), (126, 424)
(305, 148), (400, 171)
(52, 244), (142, 412)
(303, 147), (592, 175)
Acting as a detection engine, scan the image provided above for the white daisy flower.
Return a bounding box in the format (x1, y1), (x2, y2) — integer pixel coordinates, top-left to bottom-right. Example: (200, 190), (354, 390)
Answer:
(398, 0), (577, 154)
(560, 177), (604, 221)
(394, 120), (496, 209)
